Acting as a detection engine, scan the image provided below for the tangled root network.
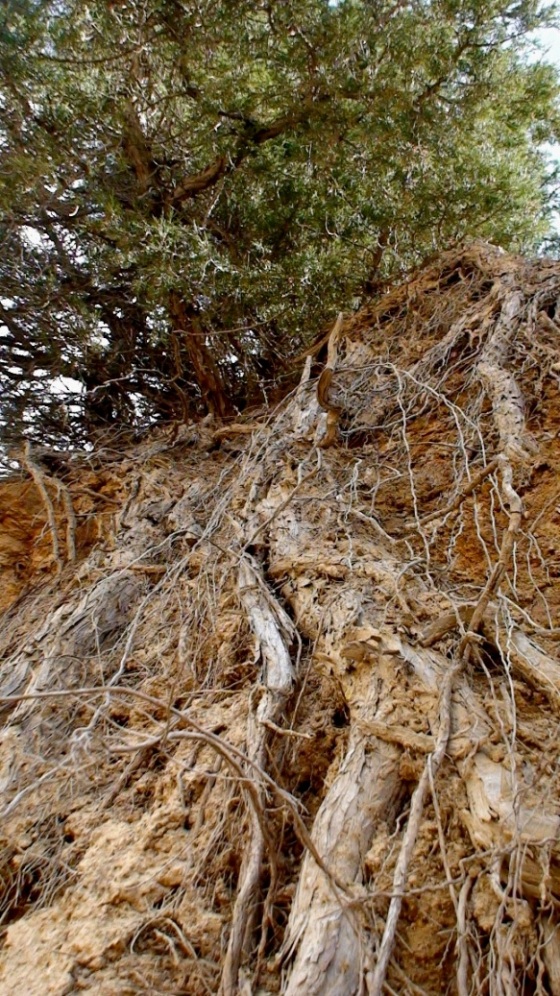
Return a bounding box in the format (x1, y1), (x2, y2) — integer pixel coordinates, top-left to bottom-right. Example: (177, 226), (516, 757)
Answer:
(1, 242), (560, 995)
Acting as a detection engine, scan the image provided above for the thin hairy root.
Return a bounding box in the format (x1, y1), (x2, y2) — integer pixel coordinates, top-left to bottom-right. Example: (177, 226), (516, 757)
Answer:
(407, 457), (500, 531)
(368, 657), (462, 996)
(18, 442), (77, 570)
(369, 455), (524, 995)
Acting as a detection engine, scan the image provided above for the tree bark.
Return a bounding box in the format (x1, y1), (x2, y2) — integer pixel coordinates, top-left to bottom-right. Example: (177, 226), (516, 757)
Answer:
(168, 291), (231, 419)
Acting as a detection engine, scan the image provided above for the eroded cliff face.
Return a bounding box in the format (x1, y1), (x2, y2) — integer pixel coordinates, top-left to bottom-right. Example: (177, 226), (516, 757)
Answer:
(2, 243), (560, 995)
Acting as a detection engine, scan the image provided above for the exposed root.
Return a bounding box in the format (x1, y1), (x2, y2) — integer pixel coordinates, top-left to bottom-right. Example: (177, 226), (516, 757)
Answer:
(2, 243), (560, 995)
(20, 443), (63, 572)
(316, 312), (345, 447)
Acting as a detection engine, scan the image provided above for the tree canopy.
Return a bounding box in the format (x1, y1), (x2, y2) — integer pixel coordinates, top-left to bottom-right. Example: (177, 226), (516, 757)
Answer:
(1, 0), (560, 447)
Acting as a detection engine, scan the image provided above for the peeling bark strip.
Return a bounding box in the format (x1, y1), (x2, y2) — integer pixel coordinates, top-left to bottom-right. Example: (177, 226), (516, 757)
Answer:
(282, 670), (403, 996)
(238, 556), (295, 719)
(5, 245), (560, 995)
(476, 289), (537, 462)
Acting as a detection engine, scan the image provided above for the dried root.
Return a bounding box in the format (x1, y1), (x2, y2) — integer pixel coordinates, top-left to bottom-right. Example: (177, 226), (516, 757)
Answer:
(1, 244), (560, 995)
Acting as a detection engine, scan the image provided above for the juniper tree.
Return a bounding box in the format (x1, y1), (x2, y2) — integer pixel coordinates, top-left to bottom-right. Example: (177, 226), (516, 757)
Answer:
(1, 0), (559, 445)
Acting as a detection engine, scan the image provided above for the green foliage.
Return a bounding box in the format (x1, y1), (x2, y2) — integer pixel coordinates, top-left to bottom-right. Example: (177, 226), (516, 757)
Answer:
(1, 0), (559, 444)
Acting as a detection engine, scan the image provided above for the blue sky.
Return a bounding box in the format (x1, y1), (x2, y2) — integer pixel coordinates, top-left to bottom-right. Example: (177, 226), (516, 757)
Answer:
(536, 26), (560, 62)
(534, 29), (560, 129)
(534, 28), (560, 235)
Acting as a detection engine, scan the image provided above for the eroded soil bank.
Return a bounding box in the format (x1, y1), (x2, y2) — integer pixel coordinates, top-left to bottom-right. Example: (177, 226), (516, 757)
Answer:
(1, 243), (560, 994)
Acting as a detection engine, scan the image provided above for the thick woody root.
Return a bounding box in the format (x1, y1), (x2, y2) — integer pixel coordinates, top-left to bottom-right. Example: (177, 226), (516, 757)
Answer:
(272, 244), (560, 995)
(1, 244), (560, 994)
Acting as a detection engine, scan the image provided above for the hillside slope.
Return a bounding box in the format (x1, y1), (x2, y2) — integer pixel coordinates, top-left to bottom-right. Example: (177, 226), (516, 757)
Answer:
(1, 243), (560, 994)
